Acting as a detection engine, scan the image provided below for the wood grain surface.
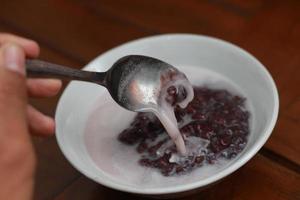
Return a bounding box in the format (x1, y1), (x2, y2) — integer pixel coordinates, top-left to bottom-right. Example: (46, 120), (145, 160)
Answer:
(0, 0), (299, 199)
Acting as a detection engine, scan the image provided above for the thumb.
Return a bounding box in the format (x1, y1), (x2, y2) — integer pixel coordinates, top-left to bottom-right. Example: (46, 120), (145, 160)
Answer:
(0, 44), (35, 200)
(0, 43), (27, 128)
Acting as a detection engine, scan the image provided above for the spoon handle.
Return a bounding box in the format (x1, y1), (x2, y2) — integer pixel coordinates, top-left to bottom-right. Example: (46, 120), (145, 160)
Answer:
(26, 59), (107, 86)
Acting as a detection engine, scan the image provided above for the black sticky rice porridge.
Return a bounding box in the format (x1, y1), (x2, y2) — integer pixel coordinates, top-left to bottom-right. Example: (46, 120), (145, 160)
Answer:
(118, 86), (249, 176)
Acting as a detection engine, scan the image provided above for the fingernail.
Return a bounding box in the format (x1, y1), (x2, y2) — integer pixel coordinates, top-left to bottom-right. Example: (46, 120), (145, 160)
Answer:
(2, 44), (25, 76)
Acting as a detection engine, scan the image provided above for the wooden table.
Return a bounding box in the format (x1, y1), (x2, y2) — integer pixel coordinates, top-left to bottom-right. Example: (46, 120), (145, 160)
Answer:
(0, 0), (299, 199)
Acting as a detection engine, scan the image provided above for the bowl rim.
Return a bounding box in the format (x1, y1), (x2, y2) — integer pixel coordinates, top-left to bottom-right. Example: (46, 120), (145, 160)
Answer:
(55, 33), (279, 195)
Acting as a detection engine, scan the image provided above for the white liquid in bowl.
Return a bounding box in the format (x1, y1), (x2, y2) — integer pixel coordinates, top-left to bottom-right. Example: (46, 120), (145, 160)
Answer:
(84, 66), (253, 189)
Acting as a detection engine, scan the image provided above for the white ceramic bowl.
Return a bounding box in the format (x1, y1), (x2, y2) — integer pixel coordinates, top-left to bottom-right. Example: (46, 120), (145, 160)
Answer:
(55, 34), (279, 196)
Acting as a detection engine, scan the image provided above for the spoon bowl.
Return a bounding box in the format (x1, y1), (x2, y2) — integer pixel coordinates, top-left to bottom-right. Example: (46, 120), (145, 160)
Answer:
(106, 55), (178, 111)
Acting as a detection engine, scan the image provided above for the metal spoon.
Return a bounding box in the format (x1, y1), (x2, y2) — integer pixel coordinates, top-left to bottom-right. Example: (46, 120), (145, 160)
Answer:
(26, 55), (178, 112)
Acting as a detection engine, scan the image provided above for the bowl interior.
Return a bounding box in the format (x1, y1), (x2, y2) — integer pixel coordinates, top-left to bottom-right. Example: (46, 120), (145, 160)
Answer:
(55, 34), (278, 194)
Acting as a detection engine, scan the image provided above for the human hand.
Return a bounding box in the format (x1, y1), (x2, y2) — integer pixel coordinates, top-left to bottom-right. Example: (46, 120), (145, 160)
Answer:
(0, 33), (62, 200)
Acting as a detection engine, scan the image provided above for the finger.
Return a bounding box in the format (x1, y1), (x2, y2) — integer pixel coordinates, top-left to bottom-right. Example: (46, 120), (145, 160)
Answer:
(27, 105), (55, 136)
(27, 78), (62, 97)
(0, 33), (40, 58)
